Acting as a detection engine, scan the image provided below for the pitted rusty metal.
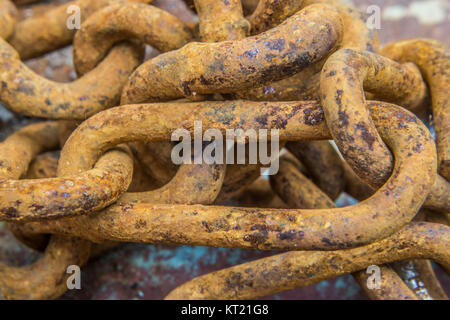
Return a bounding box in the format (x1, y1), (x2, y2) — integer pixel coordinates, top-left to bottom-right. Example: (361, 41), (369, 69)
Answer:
(353, 265), (419, 300)
(121, 3), (344, 103)
(342, 157), (449, 214)
(380, 39), (450, 182)
(392, 208), (448, 300)
(1, 149), (224, 299)
(57, 120), (80, 148)
(129, 141), (178, 188)
(0, 128), (91, 299)
(165, 222), (449, 300)
(56, 104), (234, 206)
(0, 39), (144, 119)
(7, 103), (228, 274)
(2, 111), (228, 300)
(5, 150), (67, 250)
(320, 48), (428, 187)
(0, 143), (112, 300)
(7, 0), (153, 60)
(235, 69), (322, 102)
(135, 0), (242, 203)
(153, 0), (197, 29)
(9, 151), (123, 255)
(342, 158), (375, 201)
(249, 0), (305, 35)
(215, 162), (263, 203)
(58, 101), (328, 174)
(270, 153), (336, 209)
(73, 2), (193, 76)
(0, 0), (448, 301)
(269, 154), (444, 300)
(0, 122), (60, 180)
(218, 177), (288, 209)
(194, 0), (258, 201)
(0, 122), (134, 222)
(391, 259), (448, 300)
(317, 46), (448, 211)
(12, 102), (437, 251)
(235, 0), (379, 102)
(194, 0), (249, 42)
(25, 152), (59, 180)
(54, 98), (446, 214)
(55, 101), (323, 209)
(0, 235), (91, 300)
(270, 155), (415, 300)
(304, 0), (378, 51)
(286, 141), (344, 200)
(0, 0), (17, 40)
(422, 173), (450, 213)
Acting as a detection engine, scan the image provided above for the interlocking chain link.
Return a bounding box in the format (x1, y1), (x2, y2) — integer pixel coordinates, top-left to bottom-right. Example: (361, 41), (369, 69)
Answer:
(0, 0), (448, 300)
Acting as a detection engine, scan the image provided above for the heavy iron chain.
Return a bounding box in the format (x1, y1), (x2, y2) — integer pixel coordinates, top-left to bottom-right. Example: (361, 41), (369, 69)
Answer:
(0, 0), (448, 300)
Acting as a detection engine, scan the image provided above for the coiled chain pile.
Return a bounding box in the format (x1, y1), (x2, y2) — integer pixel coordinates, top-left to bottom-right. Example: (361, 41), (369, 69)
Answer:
(0, 0), (448, 300)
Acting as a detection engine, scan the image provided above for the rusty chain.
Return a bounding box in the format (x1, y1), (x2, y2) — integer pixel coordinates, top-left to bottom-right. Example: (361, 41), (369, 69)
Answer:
(0, 0), (448, 300)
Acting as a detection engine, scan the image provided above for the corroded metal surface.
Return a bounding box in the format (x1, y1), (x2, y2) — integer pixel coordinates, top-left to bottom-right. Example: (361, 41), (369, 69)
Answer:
(9, 102), (438, 249)
(0, 39), (144, 119)
(381, 39), (450, 181)
(73, 2), (193, 75)
(0, 122), (134, 222)
(320, 48), (427, 186)
(121, 4), (343, 103)
(8, 0), (153, 60)
(0, 0), (448, 300)
(165, 222), (450, 299)
(194, 0), (249, 42)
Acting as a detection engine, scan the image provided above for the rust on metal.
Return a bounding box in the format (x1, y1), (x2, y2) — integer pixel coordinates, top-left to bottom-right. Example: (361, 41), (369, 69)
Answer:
(194, 0), (249, 42)
(269, 153), (425, 300)
(120, 3), (343, 103)
(0, 39), (144, 119)
(7, 0), (153, 60)
(15, 102), (437, 252)
(0, 0), (448, 301)
(73, 2), (193, 75)
(381, 39), (450, 181)
(320, 48), (428, 186)
(165, 222), (450, 299)
(0, 122), (134, 222)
